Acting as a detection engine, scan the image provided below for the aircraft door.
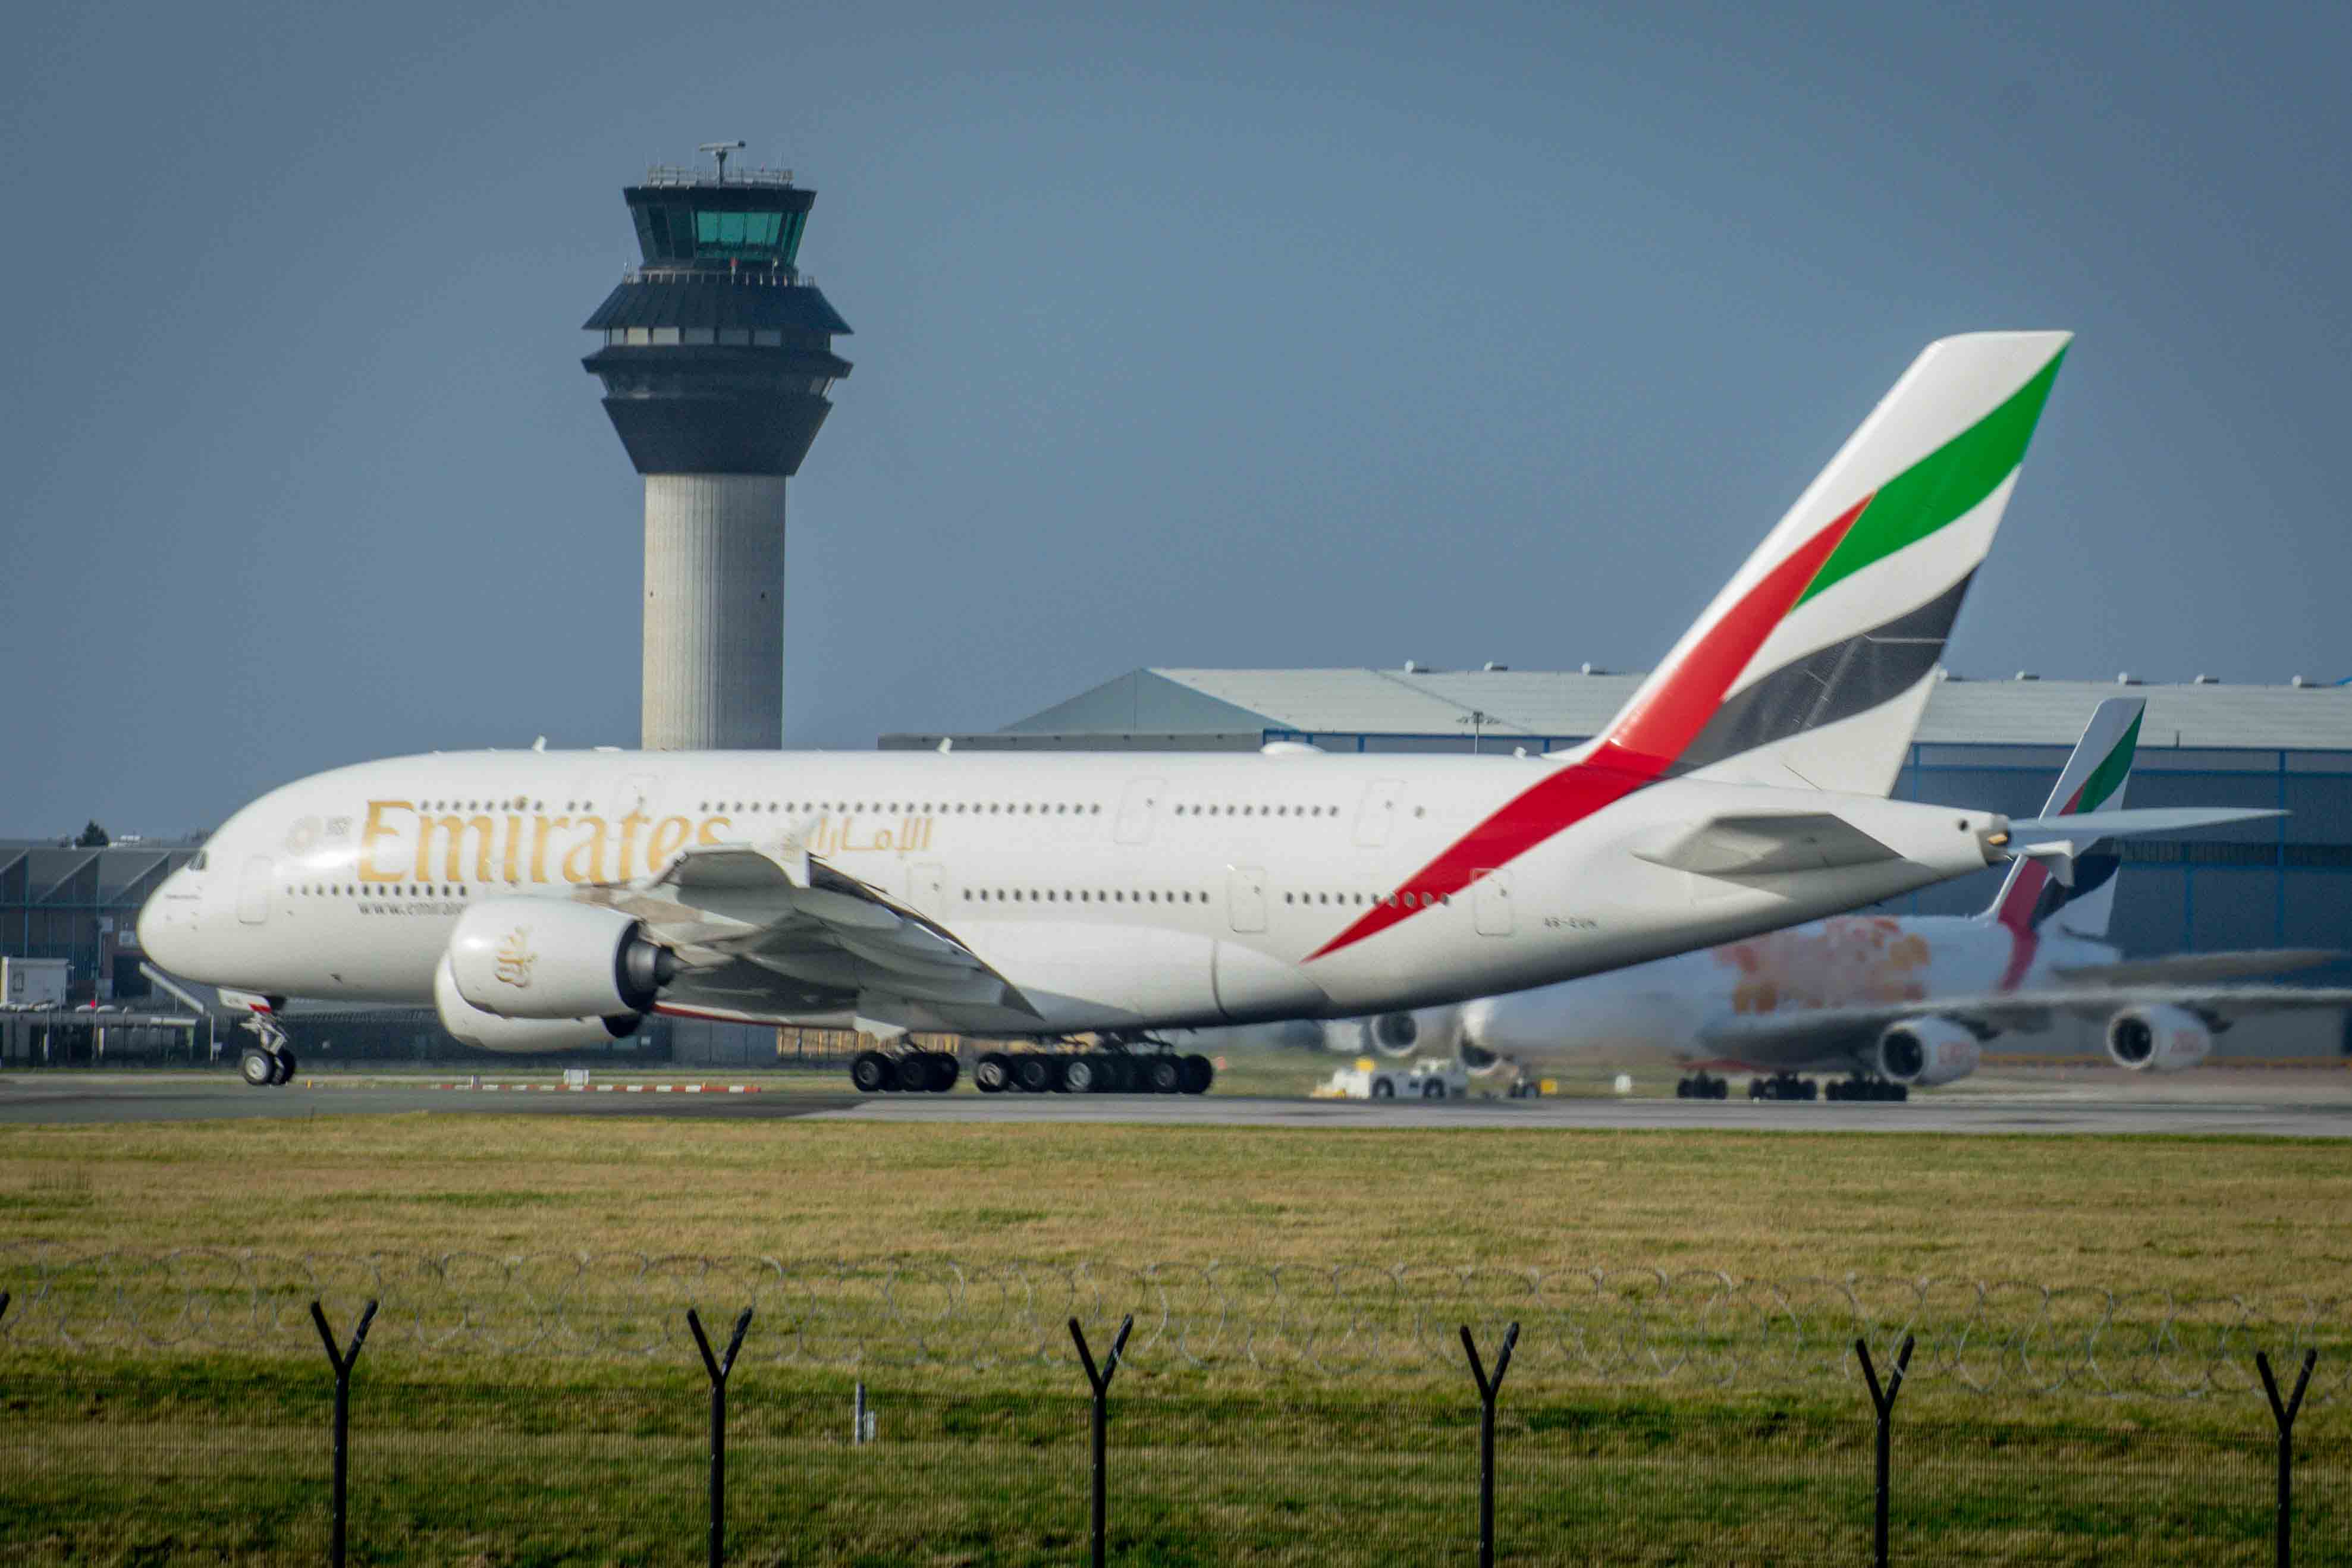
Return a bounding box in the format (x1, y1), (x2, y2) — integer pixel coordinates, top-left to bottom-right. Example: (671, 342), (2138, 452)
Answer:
(1115, 778), (1164, 846)
(908, 862), (947, 917)
(237, 856), (274, 926)
(1472, 869), (1513, 937)
(1354, 780), (1403, 847)
(1227, 866), (1269, 933)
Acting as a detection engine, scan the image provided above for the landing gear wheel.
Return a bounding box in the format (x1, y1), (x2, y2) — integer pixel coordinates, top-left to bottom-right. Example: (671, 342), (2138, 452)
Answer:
(1097, 1054), (1133, 1093)
(1013, 1054), (1058, 1094)
(974, 1052), (1013, 1093)
(1421, 1078), (1446, 1101)
(1144, 1056), (1183, 1095)
(1371, 1077), (1396, 1099)
(240, 1045), (278, 1088)
(1063, 1055), (1103, 1094)
(926, 1052), (960, 1093)
(1178, 1054), (1213, 1095)
(851, 1051), (897, 1093)
(269, 1048), (297, 1085)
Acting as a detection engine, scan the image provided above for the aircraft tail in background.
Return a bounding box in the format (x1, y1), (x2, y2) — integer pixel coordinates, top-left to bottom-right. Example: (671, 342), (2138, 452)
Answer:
(1982, 696), (2144, 940)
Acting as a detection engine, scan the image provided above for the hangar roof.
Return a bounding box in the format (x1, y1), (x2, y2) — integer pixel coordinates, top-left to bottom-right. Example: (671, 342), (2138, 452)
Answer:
(984, 668), (2352, 751)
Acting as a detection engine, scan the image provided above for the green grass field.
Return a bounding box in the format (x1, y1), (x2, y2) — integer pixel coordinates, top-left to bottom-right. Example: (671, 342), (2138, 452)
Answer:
(3, 1114), (2347, 1563)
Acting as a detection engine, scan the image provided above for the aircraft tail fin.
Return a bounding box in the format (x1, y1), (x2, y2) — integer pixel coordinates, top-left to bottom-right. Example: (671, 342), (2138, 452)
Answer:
(1584, 332), (2071, 797)
(1983, 696), (2144, 938)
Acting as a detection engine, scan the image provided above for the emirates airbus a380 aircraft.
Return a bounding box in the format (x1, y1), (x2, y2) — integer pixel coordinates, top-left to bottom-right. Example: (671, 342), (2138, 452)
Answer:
(137, 331), (2270, 1092)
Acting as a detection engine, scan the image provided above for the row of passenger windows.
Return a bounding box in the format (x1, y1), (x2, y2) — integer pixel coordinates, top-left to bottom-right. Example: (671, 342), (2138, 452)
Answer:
(291, 885), (469, 899)
(964, 888), (1203, 905)
(698, 800), (1105, 816)
(400, 796), (1371, 822)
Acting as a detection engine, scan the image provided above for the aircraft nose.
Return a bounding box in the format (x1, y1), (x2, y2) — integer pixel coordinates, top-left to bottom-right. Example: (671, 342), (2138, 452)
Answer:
(137, 883), (189, 973)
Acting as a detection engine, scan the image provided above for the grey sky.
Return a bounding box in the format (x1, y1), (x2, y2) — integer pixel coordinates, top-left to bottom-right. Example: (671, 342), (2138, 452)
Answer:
(4, 2), (2348, 838)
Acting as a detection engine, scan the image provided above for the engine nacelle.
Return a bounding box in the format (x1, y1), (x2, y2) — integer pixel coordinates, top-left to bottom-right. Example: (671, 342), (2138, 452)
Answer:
(1349, 1008), (1463, 1059)
(435, 956), (640, 1054)
(446, 898), (677, 1021)
(2106, 1004), (2213, 1071)
(1875, 1016), (1982, 1088)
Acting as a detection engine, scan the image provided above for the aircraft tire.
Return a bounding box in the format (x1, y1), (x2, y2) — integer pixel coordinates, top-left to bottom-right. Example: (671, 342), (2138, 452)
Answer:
(1178, 1054), (1212, 1095)
(851, 1051), (896, 1093)
(927, 1052), (960, 1092)
(1013, 1054), (1057, 1094)
(271, 1048), (297, 1085)
(1144, 1056), (1183, 1094)
(1422, 1079), (1446, 1101)
(1371, 1078), (1396, 1099)
(240, 1046), (277, 1088)
(974, 1052), (1012, 1093)
(1064, 1055), (1101, 1093)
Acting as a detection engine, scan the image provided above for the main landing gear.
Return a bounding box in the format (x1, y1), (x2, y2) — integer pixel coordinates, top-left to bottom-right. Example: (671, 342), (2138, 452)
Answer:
(850, 1049), (961, 1094)
(236, 1013), (298, 1088)
(1746, 1073), (1817, 1102)
(1825, 1074), (1908, 1103)
(1675, 1071), (1730, 1100)
(975, 1047), (1215, 1096)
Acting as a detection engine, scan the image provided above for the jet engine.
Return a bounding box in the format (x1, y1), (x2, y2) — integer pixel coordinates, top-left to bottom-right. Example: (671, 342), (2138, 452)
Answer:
(1874, 1017), (1982, 1088)
(445, 899), (678, 1021)
(434, 956), (642, 1053)
(2105, 1004), (2213, 1071)
(1349, 1007), (1464, 1059)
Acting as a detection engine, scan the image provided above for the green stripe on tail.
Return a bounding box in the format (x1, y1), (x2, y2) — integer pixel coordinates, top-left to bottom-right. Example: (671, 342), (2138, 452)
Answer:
(1795, 345), (2068, 608)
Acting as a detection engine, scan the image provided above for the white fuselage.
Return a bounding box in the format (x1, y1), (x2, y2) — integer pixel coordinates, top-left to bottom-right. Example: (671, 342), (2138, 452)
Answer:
(1461, 911), (2115, 1072)
(138, 748), (2007, 1037)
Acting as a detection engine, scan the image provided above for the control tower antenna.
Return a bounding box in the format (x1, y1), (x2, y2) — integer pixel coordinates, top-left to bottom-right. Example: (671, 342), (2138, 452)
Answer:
(582, 150), (852, 750)
(699, 140), (745, 183)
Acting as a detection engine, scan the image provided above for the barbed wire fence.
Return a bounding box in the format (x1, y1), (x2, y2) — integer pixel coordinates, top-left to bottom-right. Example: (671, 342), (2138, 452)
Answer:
(5, 1244), (2348, 1406)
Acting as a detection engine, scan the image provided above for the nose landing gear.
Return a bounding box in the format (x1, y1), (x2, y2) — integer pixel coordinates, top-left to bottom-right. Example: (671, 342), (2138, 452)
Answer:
(237, 1013), (297, 1087)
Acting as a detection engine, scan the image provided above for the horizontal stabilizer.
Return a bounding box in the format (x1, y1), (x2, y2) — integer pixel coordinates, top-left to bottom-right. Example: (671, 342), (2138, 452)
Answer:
(1631, 812), (1898, 876)
(2002, 806), (2284, 888)
(2006, 806), (2285, 841)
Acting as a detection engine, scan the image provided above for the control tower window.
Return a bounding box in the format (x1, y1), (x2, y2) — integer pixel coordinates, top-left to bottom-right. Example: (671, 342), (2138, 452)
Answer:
(695, 210), (785, 255)
(682, 328), (714, 346)
(718, 328), (750, 347)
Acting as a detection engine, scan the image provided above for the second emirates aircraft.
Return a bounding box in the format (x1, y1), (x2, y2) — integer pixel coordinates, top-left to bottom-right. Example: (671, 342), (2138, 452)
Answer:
(137, 331), (2274, 1089)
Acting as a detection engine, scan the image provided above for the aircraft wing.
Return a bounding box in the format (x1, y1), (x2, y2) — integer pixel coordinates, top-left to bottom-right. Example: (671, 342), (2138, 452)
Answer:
(574, 843), (1038, 1023)
(2048, 950), (2344, 988)
(1695, 981), (2352, 1073)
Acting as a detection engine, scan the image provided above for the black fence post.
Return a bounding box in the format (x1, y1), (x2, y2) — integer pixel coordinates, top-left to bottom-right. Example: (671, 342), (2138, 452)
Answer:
(1459, 1322), (1521, 1568)
(1068, 1312), (1135, 1568)
(308, 1299), (378, 1568)
(686, 1306), (755, 1568)
(2256, 1349), (2318, 1568)
(1855, 1335), (1914, 1568)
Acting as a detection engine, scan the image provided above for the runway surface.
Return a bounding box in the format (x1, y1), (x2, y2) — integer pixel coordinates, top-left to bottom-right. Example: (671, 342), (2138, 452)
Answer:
(5, 1070), (2351, 1136)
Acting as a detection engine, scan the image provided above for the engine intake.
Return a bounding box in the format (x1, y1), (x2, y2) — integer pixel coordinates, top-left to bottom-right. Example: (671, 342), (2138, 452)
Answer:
(2106, 1004), (2212, 1071)
(1875, 1016), (1982, 1088)
(447, 899), (679, 1021)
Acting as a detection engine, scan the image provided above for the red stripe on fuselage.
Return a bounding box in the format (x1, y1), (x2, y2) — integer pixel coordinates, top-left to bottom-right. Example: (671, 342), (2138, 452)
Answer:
(1306, 495), (1871, 961)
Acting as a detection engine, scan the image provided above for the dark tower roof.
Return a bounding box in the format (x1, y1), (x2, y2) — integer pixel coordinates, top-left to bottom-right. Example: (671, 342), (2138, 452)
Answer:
(583, 160), (853, 476)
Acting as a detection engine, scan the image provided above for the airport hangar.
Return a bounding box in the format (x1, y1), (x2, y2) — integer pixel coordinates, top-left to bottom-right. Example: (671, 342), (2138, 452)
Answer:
(883, 667), (2352, 1061)
(10, 670), (2351, 1066)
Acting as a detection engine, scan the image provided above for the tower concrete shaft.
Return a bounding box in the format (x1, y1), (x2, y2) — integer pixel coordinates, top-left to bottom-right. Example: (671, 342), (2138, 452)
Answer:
(642, 475), (787, 750)
(582, 158), (852, 750)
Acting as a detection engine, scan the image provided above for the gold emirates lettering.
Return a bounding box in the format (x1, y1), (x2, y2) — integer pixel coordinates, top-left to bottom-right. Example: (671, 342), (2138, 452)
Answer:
(353, 801), (942, 885)
(355, 802), (740, 885)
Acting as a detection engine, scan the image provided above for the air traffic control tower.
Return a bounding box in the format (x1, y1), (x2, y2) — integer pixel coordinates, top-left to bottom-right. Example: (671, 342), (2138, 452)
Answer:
(582, 150), (852, 750)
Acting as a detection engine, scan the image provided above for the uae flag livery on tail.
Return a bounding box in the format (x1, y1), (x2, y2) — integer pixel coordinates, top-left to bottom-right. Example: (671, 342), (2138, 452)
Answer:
(1309, 332), (2071, 961)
